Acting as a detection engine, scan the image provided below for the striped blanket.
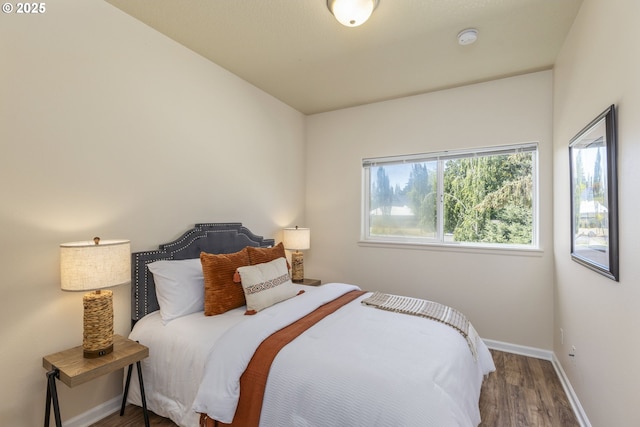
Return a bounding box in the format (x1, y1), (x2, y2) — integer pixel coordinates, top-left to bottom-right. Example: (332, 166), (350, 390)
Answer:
(362, 292), (478, 360)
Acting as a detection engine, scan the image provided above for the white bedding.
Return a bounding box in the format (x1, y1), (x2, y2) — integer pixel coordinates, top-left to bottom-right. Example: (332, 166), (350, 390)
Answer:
(129, 283), (495, 427)
(127, 304), (248, 426)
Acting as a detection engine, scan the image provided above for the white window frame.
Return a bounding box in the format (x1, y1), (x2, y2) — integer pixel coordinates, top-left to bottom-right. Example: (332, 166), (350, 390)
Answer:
(361, 142), (539, 250)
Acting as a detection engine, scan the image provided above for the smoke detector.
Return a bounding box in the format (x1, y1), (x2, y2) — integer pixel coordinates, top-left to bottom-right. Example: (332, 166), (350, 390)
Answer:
(457, 28), (478, 46)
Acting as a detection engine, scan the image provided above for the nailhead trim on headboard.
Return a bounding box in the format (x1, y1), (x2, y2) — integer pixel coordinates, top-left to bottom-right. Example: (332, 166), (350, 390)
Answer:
(131, 223), (275, 325)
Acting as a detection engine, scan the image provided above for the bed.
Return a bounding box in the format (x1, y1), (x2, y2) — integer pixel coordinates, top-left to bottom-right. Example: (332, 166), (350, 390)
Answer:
(125, 222), (495, 426)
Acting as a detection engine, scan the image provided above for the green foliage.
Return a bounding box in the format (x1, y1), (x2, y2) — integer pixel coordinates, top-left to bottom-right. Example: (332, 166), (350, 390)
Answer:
(372, 167), (393, 214)
(482, 205), (532, 244)
(573, 151), (585, 230)
(444, 153), (532, 244)
(592, 148), (603, 201)
(406, 163), (437, 232)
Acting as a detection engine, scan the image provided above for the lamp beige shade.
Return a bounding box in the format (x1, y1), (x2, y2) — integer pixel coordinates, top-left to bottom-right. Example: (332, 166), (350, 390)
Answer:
(282, 227), (310, 251)
(60, 239), (131, 291)
(60, 238), (130, 358)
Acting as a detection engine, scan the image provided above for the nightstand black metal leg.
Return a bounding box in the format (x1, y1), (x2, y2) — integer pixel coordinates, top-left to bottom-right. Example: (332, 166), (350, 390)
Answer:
(136, 361), (150, 427)
(120, 362), (149, 427)
(44, 369), (62, 427)
(120, 364), (133, 416)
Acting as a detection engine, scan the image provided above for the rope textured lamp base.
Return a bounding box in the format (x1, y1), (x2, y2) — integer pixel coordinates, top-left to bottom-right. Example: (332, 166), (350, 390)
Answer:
(291, 252), (304, 282)
(83, 290), (114, 358)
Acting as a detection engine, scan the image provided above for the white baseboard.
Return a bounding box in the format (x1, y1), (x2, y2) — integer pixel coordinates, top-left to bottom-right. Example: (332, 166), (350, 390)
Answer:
(484, 338), (554, 360)
(483, 338), (591, 427)
(62, 395), (121, 427)
(551, 353), (592, 427)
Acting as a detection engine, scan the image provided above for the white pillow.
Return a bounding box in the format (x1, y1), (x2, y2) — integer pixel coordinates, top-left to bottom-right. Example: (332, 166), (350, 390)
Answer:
(147, 258), (204, 324)
(237, 257), (298, 314)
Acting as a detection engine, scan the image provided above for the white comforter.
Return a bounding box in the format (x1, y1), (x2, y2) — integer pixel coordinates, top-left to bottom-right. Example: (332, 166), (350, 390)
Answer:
(192, 283), (495, 427)
(127, 304), (249, 426)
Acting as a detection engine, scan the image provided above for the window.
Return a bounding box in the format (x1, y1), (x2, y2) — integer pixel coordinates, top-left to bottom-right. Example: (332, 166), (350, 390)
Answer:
(362, 143), (538, 248)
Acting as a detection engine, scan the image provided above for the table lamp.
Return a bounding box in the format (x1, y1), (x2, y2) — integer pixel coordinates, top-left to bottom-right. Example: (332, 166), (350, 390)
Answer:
(60, 237), (130, 358)
(282, 226), (310, 283)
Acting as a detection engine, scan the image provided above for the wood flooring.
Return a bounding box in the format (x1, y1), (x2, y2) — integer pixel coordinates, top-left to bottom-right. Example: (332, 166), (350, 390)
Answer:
(91, 350), (580, 427)
(479, 350), (579, 426)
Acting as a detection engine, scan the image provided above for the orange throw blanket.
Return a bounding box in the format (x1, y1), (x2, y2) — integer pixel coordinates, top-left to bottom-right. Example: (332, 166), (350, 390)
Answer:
(200, 290), (366, 427)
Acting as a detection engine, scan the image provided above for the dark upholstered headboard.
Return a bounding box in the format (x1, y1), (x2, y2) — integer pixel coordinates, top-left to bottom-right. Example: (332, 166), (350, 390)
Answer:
(131, 222), (274, 324)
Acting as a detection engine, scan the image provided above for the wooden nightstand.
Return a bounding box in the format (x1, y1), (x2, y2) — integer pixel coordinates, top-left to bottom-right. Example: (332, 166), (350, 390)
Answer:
(43, 334), (150, 427)
(299, 278), (321, 286)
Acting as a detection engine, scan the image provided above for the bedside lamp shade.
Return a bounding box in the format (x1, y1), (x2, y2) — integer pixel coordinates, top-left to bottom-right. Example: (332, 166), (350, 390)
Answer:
(283, 227), (310, 283)
(60, 238), (130, 358)
(61, 239), (130, 291)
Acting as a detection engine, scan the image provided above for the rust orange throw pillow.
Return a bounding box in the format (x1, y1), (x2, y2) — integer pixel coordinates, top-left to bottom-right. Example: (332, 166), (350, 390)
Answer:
(247, 242), (287, 266)
(201, 248), (250, 316)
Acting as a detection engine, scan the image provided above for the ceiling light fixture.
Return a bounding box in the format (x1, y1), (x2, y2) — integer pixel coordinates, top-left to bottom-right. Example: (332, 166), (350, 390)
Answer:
(327, 0), (379, 27)
(457, 28), (478, 46)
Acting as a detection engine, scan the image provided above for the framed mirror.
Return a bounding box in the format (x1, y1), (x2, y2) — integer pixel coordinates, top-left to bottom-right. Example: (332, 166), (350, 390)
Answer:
(569, 105), (618, 281)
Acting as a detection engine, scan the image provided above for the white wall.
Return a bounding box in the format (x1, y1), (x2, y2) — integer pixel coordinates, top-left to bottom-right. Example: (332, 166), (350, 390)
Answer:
(553, 0), (640, 425)
(0, 1), (305, 425)
(7, 0), (636, 425)
(306, 71), (554, 349)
